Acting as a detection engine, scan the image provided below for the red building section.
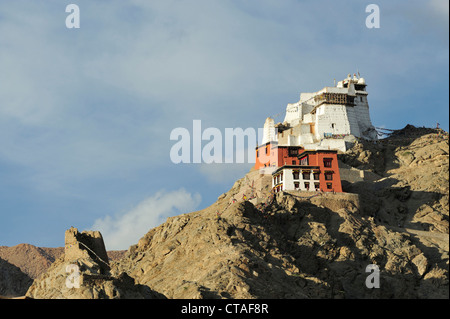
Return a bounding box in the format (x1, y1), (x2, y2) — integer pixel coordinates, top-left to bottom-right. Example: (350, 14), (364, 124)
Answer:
(255, 143), (303, 170)
(255, 143), (342, 193)
(297, 150), (342, 193)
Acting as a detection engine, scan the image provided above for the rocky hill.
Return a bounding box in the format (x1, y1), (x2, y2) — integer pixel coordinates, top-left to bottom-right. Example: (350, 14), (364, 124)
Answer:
(112, 125), (448, 299)
(2, 125), (448, 299)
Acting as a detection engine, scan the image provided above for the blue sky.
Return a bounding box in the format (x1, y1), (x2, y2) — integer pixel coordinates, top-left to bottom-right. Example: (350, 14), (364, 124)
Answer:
(0, 0), (448, 250)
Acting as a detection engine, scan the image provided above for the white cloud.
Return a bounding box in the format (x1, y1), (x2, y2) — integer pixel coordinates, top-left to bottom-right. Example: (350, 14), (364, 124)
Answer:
(90, 188), (201, 250)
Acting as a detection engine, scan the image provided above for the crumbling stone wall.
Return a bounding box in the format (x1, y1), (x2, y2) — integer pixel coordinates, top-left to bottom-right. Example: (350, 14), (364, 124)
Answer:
(64, 227), (109, 273)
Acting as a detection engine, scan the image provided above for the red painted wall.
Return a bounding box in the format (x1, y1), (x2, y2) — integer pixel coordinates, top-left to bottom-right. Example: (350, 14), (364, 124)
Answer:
(255, 145), (302, 170)
(298, 151), (342, 193)
(256, 146), (342, 193)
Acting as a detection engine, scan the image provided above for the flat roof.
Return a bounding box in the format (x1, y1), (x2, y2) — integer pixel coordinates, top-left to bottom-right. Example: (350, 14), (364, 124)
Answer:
(272, 165), (321, 175)
(298, 150), (338, 158)
(256, 142), (306, 150)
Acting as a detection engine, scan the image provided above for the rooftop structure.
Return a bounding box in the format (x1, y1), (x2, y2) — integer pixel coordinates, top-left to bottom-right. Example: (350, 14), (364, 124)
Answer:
(261, 73), (377, 153)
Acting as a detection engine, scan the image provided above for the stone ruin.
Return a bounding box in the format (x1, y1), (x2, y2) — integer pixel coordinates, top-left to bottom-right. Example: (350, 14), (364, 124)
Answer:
(64, 227), (111, 284)
(64, 227), (109, 265)
(26, 226), (165, 298)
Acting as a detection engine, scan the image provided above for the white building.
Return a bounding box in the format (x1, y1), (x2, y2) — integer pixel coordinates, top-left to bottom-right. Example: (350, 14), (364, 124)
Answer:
(272, 166), (321, 192)
(262, 74), (377, 152)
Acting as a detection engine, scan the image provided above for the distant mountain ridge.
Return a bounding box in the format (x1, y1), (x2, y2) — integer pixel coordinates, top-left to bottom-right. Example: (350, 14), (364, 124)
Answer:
(0, 244), (64, 280)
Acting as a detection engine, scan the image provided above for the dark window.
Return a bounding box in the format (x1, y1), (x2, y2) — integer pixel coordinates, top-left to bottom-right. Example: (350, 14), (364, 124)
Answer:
(294, 182), (299, 189)
(304, 182), (310, 189)
(348, 96), (355, 105)
(302, 172), (310, 180)
(293, 171), (299, 179)
(323, 158), (333, 168)
(292, 160), (296, 165)
(266, 147), (269, 155)
(326, 183), (333, 189)
(289, 148), (299, 157)
(314, 183), (320, 190)
(325, 173), (333, 181)
(313, 173), (320, 180)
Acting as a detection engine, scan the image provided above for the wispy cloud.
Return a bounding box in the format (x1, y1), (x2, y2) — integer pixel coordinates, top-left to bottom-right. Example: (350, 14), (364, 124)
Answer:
(90, 188), (201, 250)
